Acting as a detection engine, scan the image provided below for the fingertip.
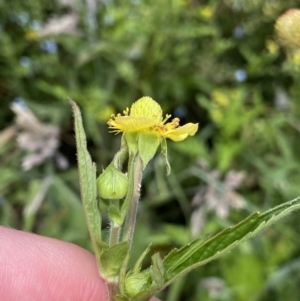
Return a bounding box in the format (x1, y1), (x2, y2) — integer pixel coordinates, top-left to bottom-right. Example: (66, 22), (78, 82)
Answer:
(0, 226), (163, 301)
(0, 226), (109, 301)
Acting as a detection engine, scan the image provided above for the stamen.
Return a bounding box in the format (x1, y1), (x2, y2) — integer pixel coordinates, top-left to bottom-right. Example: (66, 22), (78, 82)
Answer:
(123, 107), (129, 115)
(162, 114), (172, 124)
(171, 118), (180, 128)
(107, 127), (122, 134)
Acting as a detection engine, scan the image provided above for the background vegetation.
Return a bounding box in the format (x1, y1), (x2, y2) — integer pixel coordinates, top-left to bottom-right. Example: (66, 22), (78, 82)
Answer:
(1, 0), (300, 300)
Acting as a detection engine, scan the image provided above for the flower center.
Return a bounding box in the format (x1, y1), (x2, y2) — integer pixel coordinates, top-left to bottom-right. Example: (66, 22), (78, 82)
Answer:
(150, 117), (180, 133)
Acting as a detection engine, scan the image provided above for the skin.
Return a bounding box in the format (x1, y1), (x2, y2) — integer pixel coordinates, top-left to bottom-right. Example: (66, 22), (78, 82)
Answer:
(0, 226), (161, 301)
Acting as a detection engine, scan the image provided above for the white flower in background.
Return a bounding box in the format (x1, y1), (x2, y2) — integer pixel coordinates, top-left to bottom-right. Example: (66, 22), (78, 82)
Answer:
(11, 101), (67, 170)
(274, 87), (289, 110)
(37, 14), (80, 38)
(57, 0), (80, 9)
(57, 0), (100, 10)
(191, 169), (246, 237)
(201, 277), (226, 299)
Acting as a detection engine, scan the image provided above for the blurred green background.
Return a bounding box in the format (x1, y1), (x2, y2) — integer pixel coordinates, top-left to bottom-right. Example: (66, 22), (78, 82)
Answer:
(1, 0), (300, 300)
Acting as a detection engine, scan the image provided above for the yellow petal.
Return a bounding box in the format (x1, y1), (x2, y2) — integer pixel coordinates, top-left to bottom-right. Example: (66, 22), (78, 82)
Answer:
(166, 133), (189, 142)
(165, 123), (198, 142)
(110, 116), (157, 132)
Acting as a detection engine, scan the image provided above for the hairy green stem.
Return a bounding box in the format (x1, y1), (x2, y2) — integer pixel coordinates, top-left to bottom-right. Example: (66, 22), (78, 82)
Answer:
(109, 226), (119, 245)
(118, 154), (143, 296)
(109, 200), (120, 246)
(122, 154), (143, 246)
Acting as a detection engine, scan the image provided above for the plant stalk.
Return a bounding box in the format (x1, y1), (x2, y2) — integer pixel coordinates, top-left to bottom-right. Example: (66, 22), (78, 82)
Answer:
(117, 154), (143, 296)
(109, 200), (120, 246)
(122, 154), (143, 246)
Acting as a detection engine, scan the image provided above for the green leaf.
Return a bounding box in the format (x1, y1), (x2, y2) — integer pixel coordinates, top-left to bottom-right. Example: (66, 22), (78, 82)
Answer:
(100, 241), (130, 281)
(70, 101), (107, 273)
(163, 197), (300, 287)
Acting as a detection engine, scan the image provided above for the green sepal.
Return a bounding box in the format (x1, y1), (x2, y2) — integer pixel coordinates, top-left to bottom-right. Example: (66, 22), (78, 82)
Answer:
(115, 291), (153, 301)
(132, 244), (152, 273)
(124, 132), (139, 155)
(138, 133), (161, 170)
(161, 138), (171, 175)
(124, 270), (151, 298)
(97, 163), (128, 200)
(130, 290), (153, 301)
(100, 241), (130, 282)
(108, 203), (123, 227)
(113, 136), (129, 169)
(115, 296), (129, 301)
(150, 253), (164, 290)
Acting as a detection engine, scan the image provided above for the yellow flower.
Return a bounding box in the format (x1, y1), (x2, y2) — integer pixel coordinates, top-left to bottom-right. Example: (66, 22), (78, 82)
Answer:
(108, 97), (198, 171)
(107, 96), (198, 142)
(25, 29), (39, 41)
(198, 6), (213, 20)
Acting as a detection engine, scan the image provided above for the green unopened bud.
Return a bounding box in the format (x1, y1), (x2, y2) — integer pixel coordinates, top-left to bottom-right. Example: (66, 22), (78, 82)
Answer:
(276, 9), (300, 49)
(125, 270), (151, 298)
(97, 163), (128, 199)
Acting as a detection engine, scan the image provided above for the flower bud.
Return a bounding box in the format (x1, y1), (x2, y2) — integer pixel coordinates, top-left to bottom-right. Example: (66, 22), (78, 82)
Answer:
(125, 270), (151, 298)
(97, 164), (128, 200)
